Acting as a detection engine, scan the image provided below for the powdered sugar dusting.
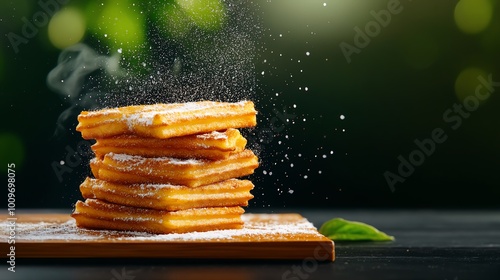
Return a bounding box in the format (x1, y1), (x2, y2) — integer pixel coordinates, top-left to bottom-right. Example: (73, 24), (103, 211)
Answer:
(0, 220), (105, 241)
(136, 182), (185, 190)
(109, 153), (203, 165)
(109, 153), (143, 162)
(196, 130), (229, 140)
(124, 101), (251, 126)
(0, 214), (323, 242)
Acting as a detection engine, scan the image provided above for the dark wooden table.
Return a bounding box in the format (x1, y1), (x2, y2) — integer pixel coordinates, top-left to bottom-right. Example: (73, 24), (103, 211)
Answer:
(3, 209), (500, 280)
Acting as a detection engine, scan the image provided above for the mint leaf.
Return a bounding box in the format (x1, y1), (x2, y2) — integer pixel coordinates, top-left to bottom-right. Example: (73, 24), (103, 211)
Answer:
(319, 218), (395, 241)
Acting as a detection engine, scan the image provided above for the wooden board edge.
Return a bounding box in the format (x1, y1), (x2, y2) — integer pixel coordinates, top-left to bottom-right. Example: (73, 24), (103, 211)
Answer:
(2, 240), (335, 261)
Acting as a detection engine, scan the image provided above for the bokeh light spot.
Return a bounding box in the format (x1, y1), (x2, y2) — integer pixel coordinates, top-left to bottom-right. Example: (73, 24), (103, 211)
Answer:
(0, 133), (25, 170)
(454, 67), (490, 104)
(94, 3), (146, 51)
(157, 3), (193, 39)
(454, 0), (493, 34)
(176, 0), (226, 30)
(48, 7), (86, 49)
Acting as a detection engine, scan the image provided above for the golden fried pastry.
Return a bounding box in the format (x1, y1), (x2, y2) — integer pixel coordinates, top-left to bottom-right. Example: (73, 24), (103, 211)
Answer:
(90, 149), (259, 187)
(91, 128), (247, 160)
(72, 199), (245, 233)
(77, 100), (257, 139)
(80, 177), (254, 211)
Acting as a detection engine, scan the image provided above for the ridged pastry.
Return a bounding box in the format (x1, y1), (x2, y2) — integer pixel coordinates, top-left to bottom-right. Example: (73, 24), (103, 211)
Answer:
(80, 177), (254, 211)
(77, 100), (257, 139)
(90, 150), (259, 188)
(91, 128), (246, 160)
(71, 199), (245, 234)
(73, 100), (259, 234)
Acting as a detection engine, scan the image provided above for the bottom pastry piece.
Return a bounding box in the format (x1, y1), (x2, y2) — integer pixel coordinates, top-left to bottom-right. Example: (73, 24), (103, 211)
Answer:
(72, 199), (245, 234)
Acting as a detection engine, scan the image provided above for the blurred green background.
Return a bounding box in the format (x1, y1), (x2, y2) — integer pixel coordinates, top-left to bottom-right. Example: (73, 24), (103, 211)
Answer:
(1, 0), (499, 209)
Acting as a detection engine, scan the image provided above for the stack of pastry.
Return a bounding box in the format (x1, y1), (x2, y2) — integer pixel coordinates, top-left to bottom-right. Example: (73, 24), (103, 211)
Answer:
(71, 101), (259, 234)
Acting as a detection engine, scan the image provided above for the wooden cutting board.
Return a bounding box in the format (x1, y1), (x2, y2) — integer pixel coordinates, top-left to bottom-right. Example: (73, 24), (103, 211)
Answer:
(0, 213), (334, 261)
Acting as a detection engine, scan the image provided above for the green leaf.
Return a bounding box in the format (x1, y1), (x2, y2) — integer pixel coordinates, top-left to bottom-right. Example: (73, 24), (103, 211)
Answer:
(319, 218), (395, 242)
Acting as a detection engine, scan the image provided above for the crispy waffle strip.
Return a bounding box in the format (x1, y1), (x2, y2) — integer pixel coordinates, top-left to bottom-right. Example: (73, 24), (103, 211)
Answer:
(90, 150), (259, 188)
(80, 177), (254, 211)
(72, 199), (245, 234)
(91, 129), (247, 160)
(77, 101), (257, 139)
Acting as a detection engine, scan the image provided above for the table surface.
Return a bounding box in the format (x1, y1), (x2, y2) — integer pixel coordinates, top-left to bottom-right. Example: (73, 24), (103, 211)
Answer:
(3, 208), (500, 280)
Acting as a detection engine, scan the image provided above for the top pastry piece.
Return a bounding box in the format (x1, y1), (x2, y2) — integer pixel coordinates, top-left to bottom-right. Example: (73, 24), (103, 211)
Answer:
(77, 100), (257, 139)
